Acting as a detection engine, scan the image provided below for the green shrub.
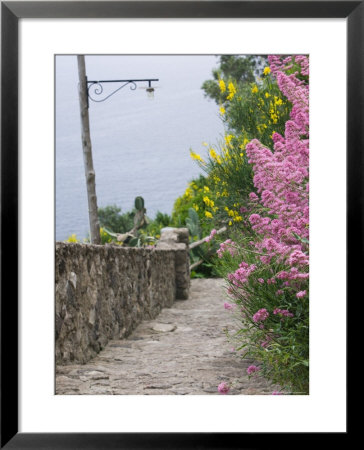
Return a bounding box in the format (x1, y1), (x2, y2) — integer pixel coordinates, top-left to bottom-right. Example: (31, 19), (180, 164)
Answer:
(98, 205), (134, 234)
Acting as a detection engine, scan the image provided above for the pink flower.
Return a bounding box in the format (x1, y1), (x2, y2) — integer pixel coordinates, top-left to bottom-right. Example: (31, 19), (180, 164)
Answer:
(258, 278), (264, 284)
(217, 239), (237, 258)
(288, 250), (309, 266)
(273, 308), (294, 318)
(228, 262), (256, 287)
(247, 365), (260, 375)
(249, 214), (261, 225)
(224, 302), (234, 310)
(296, 290), (307, 298)
(252, 308), (269, 323)
(217, 382), (230, 394)
(249, 192), (259, 202)
(205, 228), (217, 243)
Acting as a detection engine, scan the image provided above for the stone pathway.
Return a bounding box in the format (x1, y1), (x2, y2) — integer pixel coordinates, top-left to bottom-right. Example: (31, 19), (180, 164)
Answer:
(56, 278), (276, 395)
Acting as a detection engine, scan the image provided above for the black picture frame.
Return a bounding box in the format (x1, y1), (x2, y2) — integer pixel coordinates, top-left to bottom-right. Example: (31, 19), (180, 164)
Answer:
(1, 1), (356, 448)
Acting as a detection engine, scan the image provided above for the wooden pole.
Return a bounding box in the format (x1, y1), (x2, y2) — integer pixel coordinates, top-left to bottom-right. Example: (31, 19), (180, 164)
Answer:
(77, 55), (101, 244)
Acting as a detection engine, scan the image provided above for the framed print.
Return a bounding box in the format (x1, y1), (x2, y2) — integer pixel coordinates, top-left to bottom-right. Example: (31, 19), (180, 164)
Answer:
(1, 0), (357, 447)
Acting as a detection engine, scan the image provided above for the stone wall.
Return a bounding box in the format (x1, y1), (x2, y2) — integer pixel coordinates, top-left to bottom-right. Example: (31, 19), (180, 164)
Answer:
(156, 227), (190, 299)
(56, 235), (189, 365)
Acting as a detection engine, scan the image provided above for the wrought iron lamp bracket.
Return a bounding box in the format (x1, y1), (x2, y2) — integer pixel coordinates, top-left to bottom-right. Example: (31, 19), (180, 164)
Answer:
(86, 78), (159, 106)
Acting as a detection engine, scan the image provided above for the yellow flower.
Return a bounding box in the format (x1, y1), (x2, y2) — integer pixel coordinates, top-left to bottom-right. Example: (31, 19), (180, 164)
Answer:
(224, 134), (234, 146)
(184, 187), (192, 199)
(203, 195), (208, 204)
(219, 105), (226, 115)
(275, 97), (283, 106)
(263, 67), (271, 75)
(203, 196), (215, 208)
(202, 141), (208, 147)
(193, 203), (199, 211)
(270, 113), (278, 124)
(233, 215), (243, 222)
(240, 138), (249, 151)
(251, 85), (258, 94)
(259, 124), (268, 130)
(209, 148), (218, 159)
(219, 79), (226, 93)
(265, 92), (270, 98)
(205, 211), (213, 219)
(203, 186), (210, 193)
(190, 150), (204, 163)
(228, 220), (233, 226)
(66, 234), (78, 243)
(226, 82), (237, 100)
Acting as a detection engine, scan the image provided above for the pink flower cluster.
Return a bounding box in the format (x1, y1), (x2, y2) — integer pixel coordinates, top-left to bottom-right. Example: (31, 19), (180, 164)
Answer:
(217, 239), (237, 258)
(227, 261), (256, 287)
(243, 55), (309, 288)
(205, 228), (217, 243)
(247, 365), (260, 375)
(273, 308), (294, 318)
(288, 250), (309, 267)
(268, 54), (309, 78)
(224, 302), (234, 310)
(217, 382), (230, 394)
(276, 268), (309, 281)
(252, 308), (269, 323)
(296, 290), (307, 298)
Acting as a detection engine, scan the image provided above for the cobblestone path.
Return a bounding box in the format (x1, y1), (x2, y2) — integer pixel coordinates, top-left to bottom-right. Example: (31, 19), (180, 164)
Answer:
(56, 278), (276, 395)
